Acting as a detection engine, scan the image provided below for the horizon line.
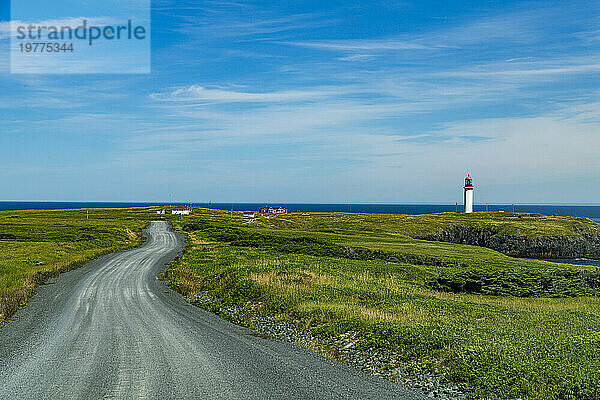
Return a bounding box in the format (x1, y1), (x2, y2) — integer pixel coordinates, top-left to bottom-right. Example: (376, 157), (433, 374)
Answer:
(2, 200), (600, 206)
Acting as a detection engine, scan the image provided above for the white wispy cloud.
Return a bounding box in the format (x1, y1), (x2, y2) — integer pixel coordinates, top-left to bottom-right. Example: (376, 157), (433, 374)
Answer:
(281, 38), (431, 51)
(337, 54), (375, 62)
(119, 96), (600, 203)
(438, 56), (600, 80)
(280, 8), (547, 54)
(150, 85), (350, 103)
(170, 10), (337, 40)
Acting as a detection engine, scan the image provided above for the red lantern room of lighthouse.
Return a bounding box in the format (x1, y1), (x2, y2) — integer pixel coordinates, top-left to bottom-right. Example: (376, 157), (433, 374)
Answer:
(464, 175), (473, 188)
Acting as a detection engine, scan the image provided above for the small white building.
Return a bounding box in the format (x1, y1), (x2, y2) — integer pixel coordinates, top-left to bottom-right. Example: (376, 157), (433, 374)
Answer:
(172, 207), (193, 215)
(243, 212), (255, 218)
(156, 209), (166, 215)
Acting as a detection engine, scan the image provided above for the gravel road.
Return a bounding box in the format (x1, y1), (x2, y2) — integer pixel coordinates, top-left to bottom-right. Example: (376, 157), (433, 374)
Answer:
(0, 221), (426, 399)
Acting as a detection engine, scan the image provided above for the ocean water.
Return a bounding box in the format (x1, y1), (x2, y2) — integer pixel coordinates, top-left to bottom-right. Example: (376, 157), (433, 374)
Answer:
(0, 201), (165, 211)
(1, 201), (599, 222)
(543, 258), (600, 267)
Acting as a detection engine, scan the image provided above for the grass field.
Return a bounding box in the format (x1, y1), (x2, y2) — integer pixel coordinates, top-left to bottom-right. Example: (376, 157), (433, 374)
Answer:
(168, 209), (600, 399)
(0, 208), (155, 324)
(256, 211), (600, 238)
(2, 207), (600, 398)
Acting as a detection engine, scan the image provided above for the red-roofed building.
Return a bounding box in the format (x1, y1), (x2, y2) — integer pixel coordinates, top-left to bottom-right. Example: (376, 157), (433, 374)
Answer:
(260, 206), (287, 215)
(172, 206), (194, 215)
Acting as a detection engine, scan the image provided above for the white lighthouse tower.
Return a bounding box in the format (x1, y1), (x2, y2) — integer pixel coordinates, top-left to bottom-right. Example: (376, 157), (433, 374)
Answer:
(464, 175), (474, 214)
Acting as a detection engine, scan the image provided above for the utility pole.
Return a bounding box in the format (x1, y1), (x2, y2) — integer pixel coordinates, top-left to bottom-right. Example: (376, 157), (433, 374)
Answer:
(86, 210), (89, 220)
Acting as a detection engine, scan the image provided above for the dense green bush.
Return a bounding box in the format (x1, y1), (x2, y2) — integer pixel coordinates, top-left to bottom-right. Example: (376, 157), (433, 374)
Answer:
(430, 267), (600, 297)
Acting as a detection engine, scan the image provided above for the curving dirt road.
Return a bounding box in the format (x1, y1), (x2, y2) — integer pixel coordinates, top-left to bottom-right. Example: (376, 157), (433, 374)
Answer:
(0, 221), (425, 399)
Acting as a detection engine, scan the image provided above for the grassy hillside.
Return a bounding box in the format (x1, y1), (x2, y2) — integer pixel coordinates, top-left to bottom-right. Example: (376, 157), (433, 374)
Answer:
(254, 212), (600, 259)
(0, 208), (155, 324)
(168, 208), (600, 399)
(257, 211), (599, 238)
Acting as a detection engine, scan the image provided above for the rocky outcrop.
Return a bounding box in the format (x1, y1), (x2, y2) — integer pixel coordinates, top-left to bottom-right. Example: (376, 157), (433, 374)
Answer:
(414, 224), (600, 259)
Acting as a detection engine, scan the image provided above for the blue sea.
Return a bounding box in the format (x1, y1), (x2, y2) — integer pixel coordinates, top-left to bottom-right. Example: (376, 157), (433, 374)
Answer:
(1, 201), (599, 222)
(544, 258), (600, 267)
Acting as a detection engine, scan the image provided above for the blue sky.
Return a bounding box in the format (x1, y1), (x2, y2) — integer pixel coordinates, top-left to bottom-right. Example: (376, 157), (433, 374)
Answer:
(1, 0), (600, 203)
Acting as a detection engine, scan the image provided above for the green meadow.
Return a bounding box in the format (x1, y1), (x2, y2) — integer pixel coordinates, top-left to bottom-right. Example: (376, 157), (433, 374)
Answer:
(169, 209), (600, 400)
(2, 207), (600, 398)
(256, 211), (599, 238)
(0, 208), (154, 323)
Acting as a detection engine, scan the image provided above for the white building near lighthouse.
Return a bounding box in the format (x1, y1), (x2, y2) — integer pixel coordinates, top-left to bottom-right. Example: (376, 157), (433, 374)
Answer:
(464, 175), (474, 214)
